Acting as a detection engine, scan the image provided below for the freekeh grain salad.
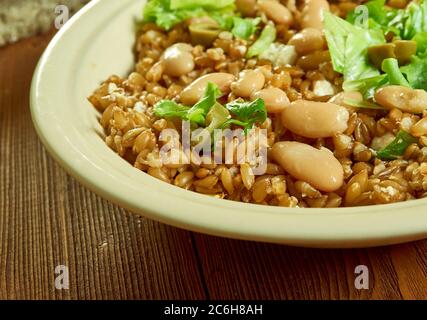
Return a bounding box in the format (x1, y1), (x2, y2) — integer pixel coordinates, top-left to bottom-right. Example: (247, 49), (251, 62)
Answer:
(89, 0), (427, 208)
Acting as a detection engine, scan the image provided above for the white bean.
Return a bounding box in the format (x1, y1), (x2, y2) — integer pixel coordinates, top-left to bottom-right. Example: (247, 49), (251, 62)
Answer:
(180, 73), (236, 105)
(301, 0), (330, 30)
(258, 0), (293, 26)
(251, 87), (290, 113)
(231, 69), (265, 98)
(271, 141), (344, 192)
(375, 85), (427, 114)
(287, 28), (325, 54)
(281, 100), (349, 138)
(162, 43), (195, 77)
(411, 118), (427, 137)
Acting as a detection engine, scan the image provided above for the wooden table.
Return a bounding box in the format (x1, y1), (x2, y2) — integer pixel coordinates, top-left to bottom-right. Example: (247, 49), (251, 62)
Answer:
(1, 31), (427, 300)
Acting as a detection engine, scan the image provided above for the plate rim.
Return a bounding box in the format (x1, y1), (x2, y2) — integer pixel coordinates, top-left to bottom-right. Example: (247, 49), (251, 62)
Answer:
(30, 0), (427, 248)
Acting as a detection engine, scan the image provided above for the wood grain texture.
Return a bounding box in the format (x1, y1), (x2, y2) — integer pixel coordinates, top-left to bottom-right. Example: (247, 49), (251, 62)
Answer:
(0, 31), (206, 300)
(1, 31), (427, 300)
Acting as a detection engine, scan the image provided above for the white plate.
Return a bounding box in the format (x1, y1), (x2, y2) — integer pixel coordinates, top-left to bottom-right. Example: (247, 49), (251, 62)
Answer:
(31, 0), (427, 248)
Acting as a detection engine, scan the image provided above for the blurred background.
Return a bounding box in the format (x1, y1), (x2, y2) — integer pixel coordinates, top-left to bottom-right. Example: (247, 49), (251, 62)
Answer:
(0, 0), (89, 46)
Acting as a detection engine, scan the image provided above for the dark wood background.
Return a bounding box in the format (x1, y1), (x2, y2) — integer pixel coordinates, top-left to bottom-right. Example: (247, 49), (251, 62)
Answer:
(1, 31), (427, 300)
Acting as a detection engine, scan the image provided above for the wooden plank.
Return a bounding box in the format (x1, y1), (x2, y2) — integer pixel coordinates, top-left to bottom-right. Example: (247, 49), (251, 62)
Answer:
(194, 234), (427, 300)
(0, 31), (206, 300)
(3, 28), (427, 301)
(389, 243), (427, 299)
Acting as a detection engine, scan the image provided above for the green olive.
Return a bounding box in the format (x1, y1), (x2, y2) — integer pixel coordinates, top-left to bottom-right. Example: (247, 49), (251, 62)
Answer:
(189, 23), (221, 47)
(388, 0), (408, 9)
(393, 40), (417, 65)
(236, 0), (257, 17)
(368, 40), (417, 68)
(368, 43), (396, 69)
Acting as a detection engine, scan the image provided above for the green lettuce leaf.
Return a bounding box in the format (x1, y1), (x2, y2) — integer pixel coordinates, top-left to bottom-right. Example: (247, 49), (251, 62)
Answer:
(342, 98), (384, 110)
(143, 0), (179, 30)
(143, 0), (235, 30)
(347, 0), (427, 40)
(360, 0), (388, 24)
(153, 100), (190, 119)
(153, 82), (222, 124)
(170, 0), (234, 10)
(400, 0), (427, 40)
(343, 75), (387, 99)
(223, 98), (267, 131)
(246, 24), (276, 58)
(401, 52), (427, 90)
(187, 82), (222, 126)
(347, 0), (401, 34)
(343, 58), (410, 99)
(412, 32), (427, 54)
(324, 11), (355, 74)
(153, 83), (268, 133)
(231, 17), (261, 40)
(376, 130), (418, 160)
(381, 58), (410, 87)
(344, 29), (385, 80)
(210, 14), (234, 30)
(205, 102), (231, 133)
(324, 11), (385, 81)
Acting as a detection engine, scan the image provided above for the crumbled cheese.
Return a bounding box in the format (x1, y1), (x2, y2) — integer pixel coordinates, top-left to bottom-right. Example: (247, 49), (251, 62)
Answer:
(235, 45), (247, 56)
(373, 163), (386, 176)
(313, 80), (335, 97)
(259, 43), (297, 67)
(400, 117), (413, 131)
(381, 186), (398, 197)
(103, 84), (125, 103)
(108, 83), (118, 94)
(353, 143), (367, 154)
(371, 132), (395, 151)
(219, 31), (233, 40)
(134, 101), (147, 113)
(419, 163), (427, 175)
